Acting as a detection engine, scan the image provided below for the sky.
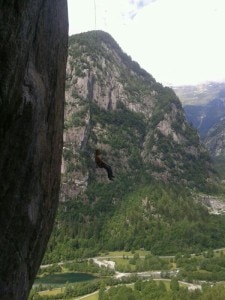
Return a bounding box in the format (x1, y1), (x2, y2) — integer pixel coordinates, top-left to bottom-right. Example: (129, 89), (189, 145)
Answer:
(67, 0), (225, 86)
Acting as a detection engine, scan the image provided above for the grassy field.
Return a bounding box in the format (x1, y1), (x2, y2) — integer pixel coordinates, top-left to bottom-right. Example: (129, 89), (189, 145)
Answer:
(39, 288), (64, 296)
(39, 289), (99, 299)
(75, 291), (99, 300)
(111, 257), (136, 271)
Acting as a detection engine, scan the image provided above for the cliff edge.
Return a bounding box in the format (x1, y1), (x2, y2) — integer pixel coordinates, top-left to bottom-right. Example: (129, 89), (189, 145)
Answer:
(0, 1), (68, 298)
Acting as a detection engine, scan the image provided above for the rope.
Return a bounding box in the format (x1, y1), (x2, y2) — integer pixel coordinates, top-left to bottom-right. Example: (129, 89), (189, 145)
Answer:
(93, 0), (97, 31)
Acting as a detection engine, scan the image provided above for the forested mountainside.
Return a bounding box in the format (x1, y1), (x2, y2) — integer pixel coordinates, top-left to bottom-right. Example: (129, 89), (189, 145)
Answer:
(204, 119), (225, 158)
(44, 31), (225, 262)
(183, 97), (225, 139)
(204, 119), (225, 179)
(174, 82), (225, 179)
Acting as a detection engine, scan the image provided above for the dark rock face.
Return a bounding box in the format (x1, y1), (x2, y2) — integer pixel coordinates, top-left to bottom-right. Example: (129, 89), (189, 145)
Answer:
(0, 1), (68, 299)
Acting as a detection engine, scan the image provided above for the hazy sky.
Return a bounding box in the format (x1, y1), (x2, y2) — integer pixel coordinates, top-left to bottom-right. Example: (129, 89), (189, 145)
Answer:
(68, 0), (225, 86)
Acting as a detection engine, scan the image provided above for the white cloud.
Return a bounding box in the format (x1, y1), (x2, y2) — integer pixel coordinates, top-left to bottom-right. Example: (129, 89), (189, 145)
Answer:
(126, 0), (157, 18)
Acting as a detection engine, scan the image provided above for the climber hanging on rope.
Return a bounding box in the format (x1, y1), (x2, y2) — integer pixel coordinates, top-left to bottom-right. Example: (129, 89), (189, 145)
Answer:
(95, 149), (115, 180)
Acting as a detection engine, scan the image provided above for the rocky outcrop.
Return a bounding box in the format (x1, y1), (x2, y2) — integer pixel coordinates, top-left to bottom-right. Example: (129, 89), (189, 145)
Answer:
(0, 1), (68, 299)
(198, 194), (225, 215)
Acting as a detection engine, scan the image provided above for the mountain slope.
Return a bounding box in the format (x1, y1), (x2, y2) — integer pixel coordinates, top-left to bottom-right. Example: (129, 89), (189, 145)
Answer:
(204, 119), (225, 179)
(62, 30), (213, 193)
(204, 119), (225, 157)
(173, 82), (225, 178)
(183, 97), (225, 138)
(44, 31), (224, 262)
(174, 83), (225, 138)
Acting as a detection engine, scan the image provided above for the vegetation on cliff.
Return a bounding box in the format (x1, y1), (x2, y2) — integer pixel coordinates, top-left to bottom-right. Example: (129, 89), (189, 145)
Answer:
(44, 31), (225, 263)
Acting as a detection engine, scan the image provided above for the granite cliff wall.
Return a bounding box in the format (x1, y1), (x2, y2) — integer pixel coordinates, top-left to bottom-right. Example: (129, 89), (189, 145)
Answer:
(0, 1), (68, 298)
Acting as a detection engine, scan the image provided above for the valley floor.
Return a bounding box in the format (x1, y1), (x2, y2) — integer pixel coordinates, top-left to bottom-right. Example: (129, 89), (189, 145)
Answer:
(33, 248), (225, 299)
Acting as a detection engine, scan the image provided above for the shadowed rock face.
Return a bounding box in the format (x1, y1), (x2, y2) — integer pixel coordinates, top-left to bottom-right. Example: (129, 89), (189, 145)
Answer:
(0, 1), (68, 299)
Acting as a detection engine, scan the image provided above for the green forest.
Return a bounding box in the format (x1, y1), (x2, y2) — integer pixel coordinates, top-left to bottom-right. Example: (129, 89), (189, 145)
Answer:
(43, 182), (225, 264)
(30, 280), (225, 300)
(99, 280), (225, 300)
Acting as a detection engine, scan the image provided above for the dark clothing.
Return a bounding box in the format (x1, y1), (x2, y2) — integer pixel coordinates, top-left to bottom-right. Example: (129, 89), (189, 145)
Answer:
(95, 150), (114, 180)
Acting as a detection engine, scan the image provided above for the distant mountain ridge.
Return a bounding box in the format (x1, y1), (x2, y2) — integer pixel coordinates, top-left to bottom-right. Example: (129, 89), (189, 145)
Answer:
(173, 82), (225, 138)
(173, 82), (225, 178)
(173, 82), (225, 106)
(183, 97), (225, 138)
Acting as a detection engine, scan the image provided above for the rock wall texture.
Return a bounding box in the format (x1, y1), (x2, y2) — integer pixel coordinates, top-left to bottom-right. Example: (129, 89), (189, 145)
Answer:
(0, 1), (68, 299)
